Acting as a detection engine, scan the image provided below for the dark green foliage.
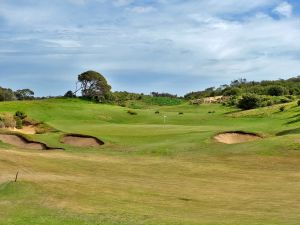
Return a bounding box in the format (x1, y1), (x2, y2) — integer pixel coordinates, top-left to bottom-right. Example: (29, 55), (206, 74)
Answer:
(267, 86), (286, 96)
(237, 94), (261, 110)
(155, 111), (160, 114)
(143, 96), (183, 106)
(297, 100), (300, 106)
(15, 111), (27, 120)
(127, 110), (137, 115)
(64, 90), (76, 98)
(151, 92), (178, 98)
(185, 76), (300, 101)
(76, 70), (112, 102)
(223, 87), (241, 96)
(178, 112), (184, 115)
(113, 91), (144, 106)
(0, 87), (15, 101)
(15, 89), (34, 100)
(15, 117), (23, 129)
(279, 106), (286, 112)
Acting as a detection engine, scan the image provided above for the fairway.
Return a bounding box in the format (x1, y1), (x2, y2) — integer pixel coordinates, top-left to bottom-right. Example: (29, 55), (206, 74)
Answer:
(0, 98), (300, 225)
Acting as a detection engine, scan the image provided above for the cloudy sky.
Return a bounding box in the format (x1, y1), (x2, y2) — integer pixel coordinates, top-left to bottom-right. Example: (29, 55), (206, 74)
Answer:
(1, 0), (300, 96)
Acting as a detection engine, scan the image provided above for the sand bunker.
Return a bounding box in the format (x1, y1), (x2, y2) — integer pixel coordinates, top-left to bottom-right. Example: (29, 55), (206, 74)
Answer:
(7, 125), (36, 134)
(60, 134), (104, 147)
(0, 134), (61, 150)
(214, 131), (262, 144)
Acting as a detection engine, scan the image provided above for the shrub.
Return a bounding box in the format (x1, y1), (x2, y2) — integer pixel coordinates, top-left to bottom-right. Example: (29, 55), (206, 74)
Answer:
(298, 100), (300, 107)
(178, 112), (184, 115)
(0, 114), (16, 128)
(267, 86), (286, 96)
(279, 97), (291, 103)
(279, 106), (286, 112)
(226, 96), (238, 107)
(15, 117), (23, 129)
(64, 90), (76, 98)
(267, 100), (273, 107)
(127, 110), (137, 115)
(15, 111), (27, 120)
(155, 111), (160, 114)
(237, 94), (261, 110)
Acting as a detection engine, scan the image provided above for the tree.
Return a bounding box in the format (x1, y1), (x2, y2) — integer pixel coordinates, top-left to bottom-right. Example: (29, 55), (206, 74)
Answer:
(15, 89), (34, 100)
(0, 87), (16, 101)
(222, 87), (242, 96)
(75, 71), (112, 102)
(237, 94), (261, 110)
(267, 86), (285, 96)
(64, 90), (76, 98)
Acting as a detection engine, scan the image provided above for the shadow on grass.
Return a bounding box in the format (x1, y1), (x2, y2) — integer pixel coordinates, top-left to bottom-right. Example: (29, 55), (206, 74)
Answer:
(276, 127), (300, 136)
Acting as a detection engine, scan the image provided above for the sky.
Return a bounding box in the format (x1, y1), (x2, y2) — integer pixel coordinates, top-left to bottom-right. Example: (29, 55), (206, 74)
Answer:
(1, 0), (300, 96)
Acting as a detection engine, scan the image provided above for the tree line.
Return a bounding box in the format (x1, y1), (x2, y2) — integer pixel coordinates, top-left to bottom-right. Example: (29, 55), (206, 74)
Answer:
(0, 88), (34, 101)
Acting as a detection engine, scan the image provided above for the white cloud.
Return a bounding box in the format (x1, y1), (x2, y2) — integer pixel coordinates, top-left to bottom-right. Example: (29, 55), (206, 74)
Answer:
(128, 6), (156, 14)
(1, 0), (300, 95)
(273, 1), (293, 18)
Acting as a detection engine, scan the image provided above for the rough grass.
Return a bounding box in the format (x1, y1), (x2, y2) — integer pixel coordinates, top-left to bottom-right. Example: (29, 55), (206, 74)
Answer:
(1, 98), (300, 224)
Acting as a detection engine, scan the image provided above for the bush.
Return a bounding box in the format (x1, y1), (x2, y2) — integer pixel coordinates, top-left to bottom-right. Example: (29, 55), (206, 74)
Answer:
(127, 110), (137, 115)
(178, 112), (184, 115)
(298, 100), (300, 107)
(15, 111), (27, 120)
(267, 100), (273, 107)
(15, 117), (23, 129)
(226, 96), (238, 107)
(237, 94), (261, 110)
(0, 114), (16, 128)
(279, 97), (291, 103)
(155, 111), (160, 114)
(267, 86), (286, 96)
(279, 106), (286, 112)
(64, 90), (76, 98)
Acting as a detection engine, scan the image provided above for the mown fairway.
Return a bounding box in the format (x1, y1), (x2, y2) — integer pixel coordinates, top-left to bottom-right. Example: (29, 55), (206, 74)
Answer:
(1, 98), (300, 225)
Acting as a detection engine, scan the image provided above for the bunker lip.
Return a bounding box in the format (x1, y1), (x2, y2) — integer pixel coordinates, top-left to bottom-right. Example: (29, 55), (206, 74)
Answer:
(0, 133), (63, 150)
(60, 134), (104, 147)
(214, 131), (263, 144)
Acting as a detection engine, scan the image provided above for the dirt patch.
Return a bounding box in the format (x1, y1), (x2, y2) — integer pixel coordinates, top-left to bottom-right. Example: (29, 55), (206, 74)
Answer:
(7, 125), (36, 134)
(60, 134), (104, 147)
(214, 131), (262, 144)
(0, 134), (62, 150)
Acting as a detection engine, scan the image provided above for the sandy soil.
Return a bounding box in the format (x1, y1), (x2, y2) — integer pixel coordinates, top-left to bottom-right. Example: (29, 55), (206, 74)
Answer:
(214, 132), (262, 144)
(0, 134), (45, 150)
(7, 125), (36, 134)
(61, 134), (104, 147)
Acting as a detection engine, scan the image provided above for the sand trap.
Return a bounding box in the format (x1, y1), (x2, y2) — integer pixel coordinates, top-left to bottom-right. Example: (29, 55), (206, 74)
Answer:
(7, 125), (36, 134)
(61, 134), (104, 147)
(214, 131), (262, 144)
(0, 134), (62, 150)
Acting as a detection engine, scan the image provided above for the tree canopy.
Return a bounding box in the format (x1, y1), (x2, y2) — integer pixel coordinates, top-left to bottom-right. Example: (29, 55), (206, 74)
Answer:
(75, 70), (112, 102)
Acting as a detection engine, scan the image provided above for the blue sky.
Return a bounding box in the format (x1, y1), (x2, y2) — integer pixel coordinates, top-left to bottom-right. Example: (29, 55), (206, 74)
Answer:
(0, 0), (300, 96)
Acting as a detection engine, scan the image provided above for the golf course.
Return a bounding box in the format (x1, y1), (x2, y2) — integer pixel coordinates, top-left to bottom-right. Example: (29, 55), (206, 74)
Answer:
(1, 97), (300, 225)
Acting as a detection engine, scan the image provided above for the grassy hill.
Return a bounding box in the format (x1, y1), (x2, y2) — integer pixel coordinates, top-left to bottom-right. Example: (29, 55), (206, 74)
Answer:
(1, 98), (300, 224)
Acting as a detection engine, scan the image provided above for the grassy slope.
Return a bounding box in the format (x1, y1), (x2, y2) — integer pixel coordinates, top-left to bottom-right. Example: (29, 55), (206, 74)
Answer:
(1, 98), (300, 224)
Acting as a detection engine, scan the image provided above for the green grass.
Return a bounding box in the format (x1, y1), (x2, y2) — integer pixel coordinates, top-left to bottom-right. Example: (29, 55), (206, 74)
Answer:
(1, 98), (300, 224)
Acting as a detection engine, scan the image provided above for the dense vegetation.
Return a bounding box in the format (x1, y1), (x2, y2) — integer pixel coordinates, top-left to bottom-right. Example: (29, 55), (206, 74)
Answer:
(185, 77), (300, 109)
(3, 71), (300, 111)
